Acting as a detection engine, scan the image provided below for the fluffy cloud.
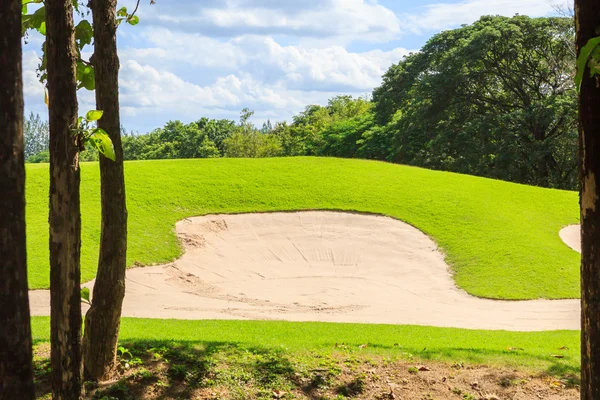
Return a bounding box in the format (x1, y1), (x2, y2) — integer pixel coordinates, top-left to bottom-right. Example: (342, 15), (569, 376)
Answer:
(122, 29), (410, 92)
(134, 0), (401, 42)
(22, 51), (44, 101)
(402, 0), (567, 33)
(117, 57), (367, 120)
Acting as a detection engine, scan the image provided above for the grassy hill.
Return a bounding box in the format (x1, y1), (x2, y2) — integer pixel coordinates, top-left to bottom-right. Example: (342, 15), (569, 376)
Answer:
(25, 157), (579, 299)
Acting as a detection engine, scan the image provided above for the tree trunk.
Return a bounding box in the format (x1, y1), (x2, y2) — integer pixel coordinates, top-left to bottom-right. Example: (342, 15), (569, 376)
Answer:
(0, 1), (35, 398)
(46, 0), (83, 398)
(82, 0), (128, 381)
(576, 1), (600, 399)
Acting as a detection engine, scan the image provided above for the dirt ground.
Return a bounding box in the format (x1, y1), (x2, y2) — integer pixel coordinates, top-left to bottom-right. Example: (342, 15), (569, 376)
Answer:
(33, 342), (579, 400)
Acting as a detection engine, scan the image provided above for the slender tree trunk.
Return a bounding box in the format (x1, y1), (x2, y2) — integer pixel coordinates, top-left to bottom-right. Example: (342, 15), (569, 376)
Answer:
(0, 1), (35, 398)
(82, 0), (128, 380)
(576, 1), (600, 398)
(46, 0), (83, 398)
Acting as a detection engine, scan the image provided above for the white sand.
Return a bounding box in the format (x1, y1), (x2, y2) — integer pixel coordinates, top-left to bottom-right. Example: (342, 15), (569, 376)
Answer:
(559, 225), (581, 253)
(29, 212), (580, 331)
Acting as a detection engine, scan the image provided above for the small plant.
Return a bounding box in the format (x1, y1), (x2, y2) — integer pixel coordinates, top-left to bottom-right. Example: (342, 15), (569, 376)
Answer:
(92, 380), (130, 400)
(336, 374), (367, 397)
(72, 110), (115, 161)
(131, 368), (154, 382)
(117, 346), (133, 360)
(408, 366), (419, 374)
(168, 364), (189, 380)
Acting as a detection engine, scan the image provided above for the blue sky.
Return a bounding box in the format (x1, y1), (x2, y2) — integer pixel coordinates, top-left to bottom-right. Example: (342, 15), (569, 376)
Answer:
(22, 0), (567, 133)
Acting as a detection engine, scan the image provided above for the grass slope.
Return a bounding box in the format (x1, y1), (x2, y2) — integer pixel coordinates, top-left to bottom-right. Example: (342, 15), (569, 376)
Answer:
(31, 317), (580, 375)
(26, 157), (579, 299)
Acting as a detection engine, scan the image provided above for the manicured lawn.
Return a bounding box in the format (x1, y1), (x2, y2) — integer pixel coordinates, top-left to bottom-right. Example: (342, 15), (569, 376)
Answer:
(25, 157), (579, 299)
(31, 317), (580, 375)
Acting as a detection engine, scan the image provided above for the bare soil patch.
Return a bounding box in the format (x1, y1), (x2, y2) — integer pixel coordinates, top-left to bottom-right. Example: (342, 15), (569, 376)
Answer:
(33, 342), (579, 399)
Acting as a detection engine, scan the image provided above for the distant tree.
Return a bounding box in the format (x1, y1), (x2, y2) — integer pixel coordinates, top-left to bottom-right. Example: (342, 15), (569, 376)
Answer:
(272, 122), (313, 156)
(196, 117), (236, 156)
(575, 0), (600, 398)
(261, 119), (273, 133)
(23, 112), (49, 159)
(223, 131), (283, 158)
(26, 150), (50, 163)
(45, 0), (83, 397)
(124, 121), (221, 160)
(374, 15), (577, 189)
(0, 0), (35, 398)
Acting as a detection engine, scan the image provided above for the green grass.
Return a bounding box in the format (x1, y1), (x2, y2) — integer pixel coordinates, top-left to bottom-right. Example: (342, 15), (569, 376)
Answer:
(25, 157), (579, 299)
(30, 317), (580, 375)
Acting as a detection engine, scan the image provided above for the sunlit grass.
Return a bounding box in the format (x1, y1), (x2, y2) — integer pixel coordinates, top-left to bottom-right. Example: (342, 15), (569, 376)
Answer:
(26, 157), (579, 299)
(31, 317), (580, 375)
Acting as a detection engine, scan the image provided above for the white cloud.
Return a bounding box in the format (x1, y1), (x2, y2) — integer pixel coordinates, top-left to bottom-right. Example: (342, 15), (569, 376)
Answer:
(402, 0), (567, 33)
(138, 0), (401, 42)
(121, 29), (410, 92)
(118, 60), (306, 115)
(22, 51), (44, 100)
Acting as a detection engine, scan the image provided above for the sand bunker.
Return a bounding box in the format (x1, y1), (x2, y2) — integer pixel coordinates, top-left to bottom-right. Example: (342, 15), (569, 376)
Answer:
(29, 212), (579, 331)
(559, 225), (581, 253)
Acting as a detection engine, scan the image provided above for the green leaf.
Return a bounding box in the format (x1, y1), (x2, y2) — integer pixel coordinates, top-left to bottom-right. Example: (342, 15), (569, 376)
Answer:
(81, 287), (91, 303)
(90, 128), (116, 161)
(30, 6), (45, 31)
(38, 21), (46, 35)
(575, 37), (600, 93)
(117, 6), (128, 17)
(127, 15), (140, 26)
(75, 20), (93, 50)
(86, 110), (104, 122)
(77, 62), (95, 91)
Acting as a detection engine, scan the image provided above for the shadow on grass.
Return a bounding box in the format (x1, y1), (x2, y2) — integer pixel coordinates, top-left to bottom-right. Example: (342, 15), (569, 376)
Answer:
(32, 339), (581, 399)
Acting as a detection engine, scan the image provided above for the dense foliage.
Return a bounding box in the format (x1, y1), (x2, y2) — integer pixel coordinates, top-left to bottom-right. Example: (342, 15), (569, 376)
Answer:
(374, 15), (577, 189)
(25, 15), (578, 189)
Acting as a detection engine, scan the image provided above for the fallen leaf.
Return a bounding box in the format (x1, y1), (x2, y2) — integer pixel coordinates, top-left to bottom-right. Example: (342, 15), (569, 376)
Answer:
(418, 366), (431, 371)
(272, 389), (287, 399)
(359, 343), (369, 349)
(507, 347), (524, 351)
(550, 354), (565, 358)
(558, 346), (569, 350)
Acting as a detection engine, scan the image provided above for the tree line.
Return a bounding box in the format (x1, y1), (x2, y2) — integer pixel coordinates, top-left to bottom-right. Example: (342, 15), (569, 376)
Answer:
(25, 15), (579, 190)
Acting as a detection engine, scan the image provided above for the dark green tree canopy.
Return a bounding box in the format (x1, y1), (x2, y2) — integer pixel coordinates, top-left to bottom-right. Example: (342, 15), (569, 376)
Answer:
(373, 15), (577, 189)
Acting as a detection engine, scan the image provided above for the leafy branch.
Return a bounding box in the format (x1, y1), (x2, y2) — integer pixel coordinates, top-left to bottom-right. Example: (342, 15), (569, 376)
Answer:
(81, 287), (91, 306)
(575, 37), (600, 92)
(72, 110), (116, 161)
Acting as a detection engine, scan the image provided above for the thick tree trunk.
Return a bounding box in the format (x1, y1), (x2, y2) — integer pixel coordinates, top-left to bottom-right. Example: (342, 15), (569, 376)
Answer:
(46, 0), (83, 398)
(576, 1), (600, 399)
(82, 0), (128, 381)
(0, 1), (35, 398)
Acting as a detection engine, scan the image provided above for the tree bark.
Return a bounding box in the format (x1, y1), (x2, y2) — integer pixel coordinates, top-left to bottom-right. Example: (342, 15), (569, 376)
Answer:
(46, 0), (83, 398)
(82, 0), (128, 381)
(0, 1), (36, 398)
(576, 1), (600, 399)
